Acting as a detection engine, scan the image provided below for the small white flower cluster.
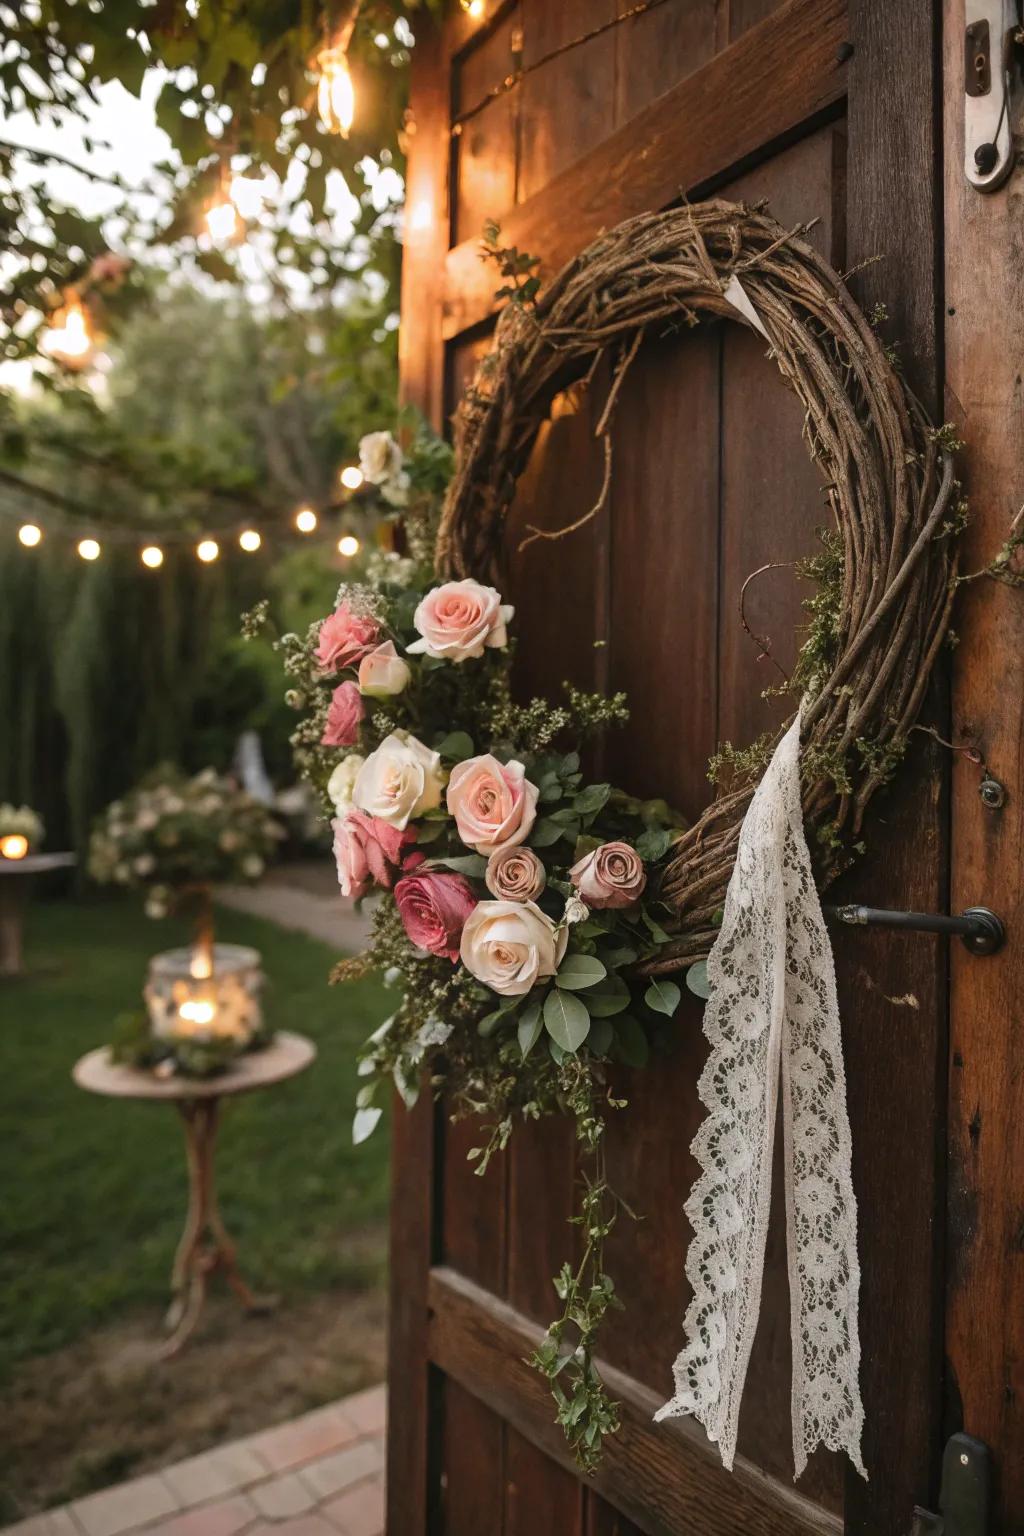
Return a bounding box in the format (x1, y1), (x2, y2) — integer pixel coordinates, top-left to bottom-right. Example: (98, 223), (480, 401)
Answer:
(0, 803), (44, 846)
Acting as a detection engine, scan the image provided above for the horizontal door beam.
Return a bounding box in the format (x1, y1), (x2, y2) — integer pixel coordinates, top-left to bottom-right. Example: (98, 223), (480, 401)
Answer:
(442, 0), (849, 340)
(427, 1265), (843, 1536)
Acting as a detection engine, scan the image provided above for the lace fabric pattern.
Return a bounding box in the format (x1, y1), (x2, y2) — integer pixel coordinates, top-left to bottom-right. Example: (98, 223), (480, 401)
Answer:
(656, 710), (866, 1480)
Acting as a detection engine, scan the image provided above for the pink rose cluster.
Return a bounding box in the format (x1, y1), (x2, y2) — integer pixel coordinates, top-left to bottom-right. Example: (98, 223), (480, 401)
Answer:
(315, 601), (380, 672)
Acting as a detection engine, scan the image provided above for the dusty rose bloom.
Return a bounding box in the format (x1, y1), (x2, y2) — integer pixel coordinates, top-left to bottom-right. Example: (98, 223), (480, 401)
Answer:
(394, 869), (477, 962)
(315, 602), (381, 672)
(570, 841), (646, 909)
(407, 579), (513, 663)
(485, 845), (546, 903)
(321, 681), (365, 747)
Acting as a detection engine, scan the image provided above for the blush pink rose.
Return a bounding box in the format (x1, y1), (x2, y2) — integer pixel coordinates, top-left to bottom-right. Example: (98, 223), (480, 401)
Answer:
(332, 810), (415, 900)
(322, 681), (365, 747)
(315, 602), (381, 672)
(394, 869), (477, 962)
(570, 840), (647, 909)
(406, 579), (514, 663)
(446, 755), (538, 856)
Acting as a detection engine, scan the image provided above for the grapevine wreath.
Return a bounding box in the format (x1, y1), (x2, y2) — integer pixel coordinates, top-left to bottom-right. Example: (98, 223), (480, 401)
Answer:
(265, 198), (962, 1468)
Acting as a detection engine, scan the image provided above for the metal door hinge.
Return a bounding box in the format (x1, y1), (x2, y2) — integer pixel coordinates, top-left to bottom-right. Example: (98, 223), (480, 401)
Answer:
(823, 905), (1005, 956)
(965, 0), (1020, 190)
(912, 1434), (992, 1535)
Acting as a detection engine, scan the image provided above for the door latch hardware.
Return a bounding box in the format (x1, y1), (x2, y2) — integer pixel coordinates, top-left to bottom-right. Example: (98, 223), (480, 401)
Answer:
(912, 1432), (992, 1535)
(964, 1), (1018, 191)
(823, 905), (1005, 955)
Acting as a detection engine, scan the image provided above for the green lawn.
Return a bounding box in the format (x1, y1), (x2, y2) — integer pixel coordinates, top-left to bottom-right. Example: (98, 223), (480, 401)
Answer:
(0, 895), (390, 1378)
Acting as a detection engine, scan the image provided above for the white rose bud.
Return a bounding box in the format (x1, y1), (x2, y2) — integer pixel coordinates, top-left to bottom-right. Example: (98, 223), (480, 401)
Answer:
(358, 640), (411, 698)
(359, 430), (404, 486)
(327, 754), (366, 815)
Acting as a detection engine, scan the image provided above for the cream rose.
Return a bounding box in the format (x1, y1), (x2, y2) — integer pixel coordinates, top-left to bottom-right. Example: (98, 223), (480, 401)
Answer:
(358, 430), (404, 485)
(570, 840), (647, 909)
(358, 640), (411, 698)
(485, 846), (546, 903)
(407, 579), (514, 663)
(327, 753), (365, 815)
(459, 899), (568, 996)
(352, 731), (445, 830)
(446, 754), (538, 855)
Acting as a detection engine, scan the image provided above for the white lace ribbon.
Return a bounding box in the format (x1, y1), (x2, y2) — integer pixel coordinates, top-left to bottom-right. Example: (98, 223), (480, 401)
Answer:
(656, 709), (866, 1479)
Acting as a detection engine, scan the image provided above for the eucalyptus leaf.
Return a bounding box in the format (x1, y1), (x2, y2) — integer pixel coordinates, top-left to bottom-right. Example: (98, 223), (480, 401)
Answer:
(645, 978), (682, 1017)
(434, 853), (488, 878)
(586, 1017), (614, 1057)
(555, 954), (608, 991)
(435, 730), (475, 761)
(548, 1037), (566, 1065)
(518, 1001), (543, 1058)
(585, 974), (631, 1017)
(413, 819), (447, 845)
(543, 988), (591, 1052)
(573, 782), (611, 817)
(529, 818), (564, 848)
(614, 1014), (650, 1068)
(636, 827), (672, 862)
(685, 959), (711, 1000)
(600, 943), (638, 969)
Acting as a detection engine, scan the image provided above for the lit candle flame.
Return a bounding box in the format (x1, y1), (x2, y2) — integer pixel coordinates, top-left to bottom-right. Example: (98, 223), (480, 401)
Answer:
(179, 999), (216, 1026)
(0, 834), (29, 860)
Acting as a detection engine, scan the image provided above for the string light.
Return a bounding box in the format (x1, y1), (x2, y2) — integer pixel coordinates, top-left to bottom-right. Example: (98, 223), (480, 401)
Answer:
(18, 523), (42, 547)
(339, 465), (364, 491)
(461, 0), (485, 15)
(141, 545), (164, 568)
(78, 537), (100, 561)
(338, 534), (361, 557)
(295, 507), (318, 533)
(239, 529), (262, 552)
(196, 539), (220, 563)
(43, 292), (93, 368)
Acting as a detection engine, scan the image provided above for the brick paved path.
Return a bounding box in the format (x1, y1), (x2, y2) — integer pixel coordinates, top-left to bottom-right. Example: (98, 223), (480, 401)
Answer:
(8, 1387), (385, 1536)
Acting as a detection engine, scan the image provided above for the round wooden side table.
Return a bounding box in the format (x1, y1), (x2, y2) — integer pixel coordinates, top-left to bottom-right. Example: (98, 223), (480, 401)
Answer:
(73, 1030), (316, 1357)
(0, 851), (76, 977)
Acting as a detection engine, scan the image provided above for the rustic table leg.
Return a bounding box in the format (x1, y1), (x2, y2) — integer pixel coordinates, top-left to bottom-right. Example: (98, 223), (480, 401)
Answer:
(204, 1104), (277, 1315)
(0, 881), (25, 978)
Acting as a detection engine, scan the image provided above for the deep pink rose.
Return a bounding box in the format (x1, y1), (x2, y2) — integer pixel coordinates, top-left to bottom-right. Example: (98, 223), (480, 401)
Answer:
(322, 681), (365, 747)
(315, 602), (381, 672)
(394, 868), (477, 962)
(570, 840), (646, 909)
(332, 810), (415, 900)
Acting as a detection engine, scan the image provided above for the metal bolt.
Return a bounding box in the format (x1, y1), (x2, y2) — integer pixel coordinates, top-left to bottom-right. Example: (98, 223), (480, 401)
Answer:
(975, 141), (999, 174)
(980, 776), (1005, 809)
(836, 40), (854, 64)
(960, 1451), (970, 1466)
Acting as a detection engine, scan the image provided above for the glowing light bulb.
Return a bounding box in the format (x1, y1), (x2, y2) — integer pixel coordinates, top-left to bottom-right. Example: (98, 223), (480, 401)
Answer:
(461, 0), (485, 15)
(44, 293), (92, 367)
(18, 523), (41, 547)
(295, 507), (317, 533)
(77, 538), (100, 561)
(141, 545), (164, 568)
(317, 46), (355, 136)
(197, 539), (220, 563)
(338, 534), (360, 558)
(0, 834), (29, 861)
(239, 528), (262, 552)
(339, 465), (364, 491)
(205, 198), (238, 242)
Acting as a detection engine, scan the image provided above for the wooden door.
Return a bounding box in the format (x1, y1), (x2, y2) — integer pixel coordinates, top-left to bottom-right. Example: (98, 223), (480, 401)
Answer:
(391, 4), (947, 1533)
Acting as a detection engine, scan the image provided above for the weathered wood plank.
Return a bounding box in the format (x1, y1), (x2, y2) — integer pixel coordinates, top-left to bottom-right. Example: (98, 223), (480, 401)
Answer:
(943, 0), (1024, 1526)
(428, 1266), (845, 1536)
(442, 0), (849, 338)
(841, 2), (945, 1531)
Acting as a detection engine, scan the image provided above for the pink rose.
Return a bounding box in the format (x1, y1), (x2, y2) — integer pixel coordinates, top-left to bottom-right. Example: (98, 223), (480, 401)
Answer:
(322, 681), (365, 747)
(406, 579), (514, 663)
(394, 868), (477, 962)
(358, 640), (411, 697)
(332, 810), (415, 899)
(485, 845), (546, 903)
(315, 602), (381, 672)
(446, 755), (538, 856)
(570, 841), (646, 909)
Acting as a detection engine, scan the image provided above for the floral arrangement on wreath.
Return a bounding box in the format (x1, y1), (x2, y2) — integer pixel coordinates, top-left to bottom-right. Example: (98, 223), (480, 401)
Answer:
(88, 765), (283, 920)
(0, 803), (44, 854)
(252, 425), (687, 1470)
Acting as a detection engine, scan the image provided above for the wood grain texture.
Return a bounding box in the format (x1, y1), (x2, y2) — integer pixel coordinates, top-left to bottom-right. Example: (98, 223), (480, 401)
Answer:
(442, 0), (849, 338)
(451, 9), (520, 245)
(428, 1266), (845, 1536)
(612, 0), (717, 126)
(841, 3), (946, 1530)
(943, 0), (1024, 1525)
(398, 17), (449, 434)
(516, 0), (616, 203)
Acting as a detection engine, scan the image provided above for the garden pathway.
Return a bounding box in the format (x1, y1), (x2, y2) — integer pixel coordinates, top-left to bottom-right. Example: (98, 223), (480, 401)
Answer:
(216, 862), (370, 954)
(8, 1386), (385, 1536)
